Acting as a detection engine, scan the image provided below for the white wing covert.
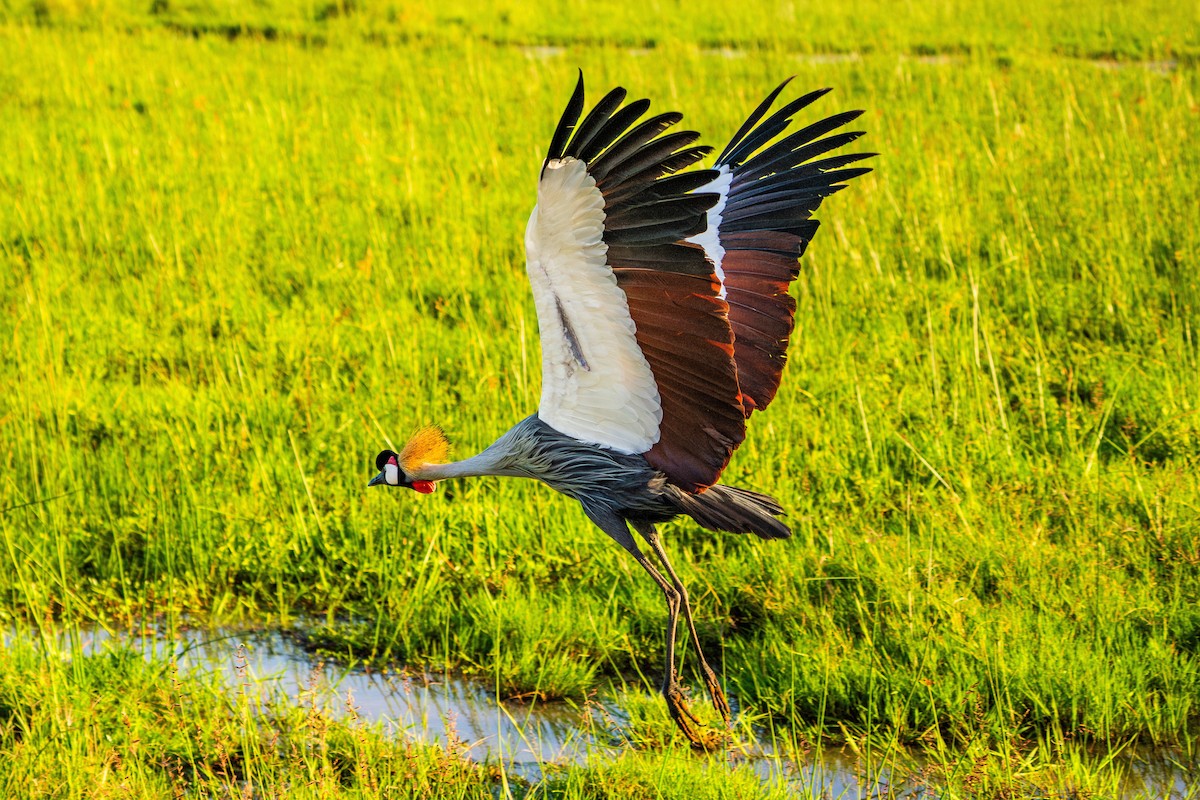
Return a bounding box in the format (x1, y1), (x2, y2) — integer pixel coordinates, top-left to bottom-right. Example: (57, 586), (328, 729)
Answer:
(526, 157), (661, 453)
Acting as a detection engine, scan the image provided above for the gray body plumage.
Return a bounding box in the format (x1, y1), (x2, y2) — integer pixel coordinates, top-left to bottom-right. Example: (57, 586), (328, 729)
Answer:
(481, 415), (790, 540)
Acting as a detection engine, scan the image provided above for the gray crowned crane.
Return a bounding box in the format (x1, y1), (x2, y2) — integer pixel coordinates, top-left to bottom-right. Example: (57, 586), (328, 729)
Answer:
(369, 73), (872, 748)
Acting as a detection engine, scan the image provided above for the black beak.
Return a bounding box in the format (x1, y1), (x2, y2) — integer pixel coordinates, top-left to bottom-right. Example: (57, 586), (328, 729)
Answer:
(368, 471), (387, 487)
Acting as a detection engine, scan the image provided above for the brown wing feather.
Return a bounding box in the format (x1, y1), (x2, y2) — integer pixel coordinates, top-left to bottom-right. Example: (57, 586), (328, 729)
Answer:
(720, 248), (799, 413)
(614, 268), (746, 491)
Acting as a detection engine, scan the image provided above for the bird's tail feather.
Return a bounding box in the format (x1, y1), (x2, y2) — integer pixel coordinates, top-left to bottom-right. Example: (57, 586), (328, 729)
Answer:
(672, 484), (791, 540)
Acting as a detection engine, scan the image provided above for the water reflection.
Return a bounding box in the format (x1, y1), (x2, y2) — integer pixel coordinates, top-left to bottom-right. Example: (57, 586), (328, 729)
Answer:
(19, 625), (1198, 798)
(66, 626), (596, 773)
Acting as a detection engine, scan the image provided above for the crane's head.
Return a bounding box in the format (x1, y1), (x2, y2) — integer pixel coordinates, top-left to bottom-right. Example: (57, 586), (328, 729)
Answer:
(367, 427), (449, 494)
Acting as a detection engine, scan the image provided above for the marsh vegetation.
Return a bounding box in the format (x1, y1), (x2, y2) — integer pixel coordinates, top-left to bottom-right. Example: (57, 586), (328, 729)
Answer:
(1, 0), (1198, 795)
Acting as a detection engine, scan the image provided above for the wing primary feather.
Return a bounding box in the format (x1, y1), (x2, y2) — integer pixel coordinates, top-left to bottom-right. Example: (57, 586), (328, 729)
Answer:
(729, 152), (876, 198)
(595, 131), (702, 188)
(736, 111), (865, 179)
(597, 147), (714, 192)
(564, 86), (627, 160)
(576, 99), (652, 163)
(723, 185), (843, 217)
(603, 217), (710, 245)
(714, 77), (795, 165)
(603, 169), (720, 208)
(757, 166), (873, 192)
(589, 112), (684, 181)
(733, 130), (866, 183)
(605, 194), (716, 231)
(722, 216), (821, 239)
(718, 87), (833, 167)
(544, 71), (586, 173)
(722, 196), (828, 223)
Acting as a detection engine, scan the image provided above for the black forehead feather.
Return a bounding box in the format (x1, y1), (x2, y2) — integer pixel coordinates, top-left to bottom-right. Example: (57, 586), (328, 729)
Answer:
(374, 449), (397, 471)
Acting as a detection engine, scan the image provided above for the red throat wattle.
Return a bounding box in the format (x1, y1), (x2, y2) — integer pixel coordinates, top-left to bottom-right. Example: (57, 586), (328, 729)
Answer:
(411, 480), (436, 494)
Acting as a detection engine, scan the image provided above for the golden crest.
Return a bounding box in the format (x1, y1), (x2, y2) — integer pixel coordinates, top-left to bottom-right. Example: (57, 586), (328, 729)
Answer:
(399, 426), (450, 472)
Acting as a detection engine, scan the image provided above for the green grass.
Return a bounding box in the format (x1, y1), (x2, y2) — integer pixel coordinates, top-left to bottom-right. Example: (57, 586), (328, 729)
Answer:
(3, 0), (1199, 63)
(1, 627), (795, 799)
(0, 632), (500, 798)
(2, 0), (1200, 796)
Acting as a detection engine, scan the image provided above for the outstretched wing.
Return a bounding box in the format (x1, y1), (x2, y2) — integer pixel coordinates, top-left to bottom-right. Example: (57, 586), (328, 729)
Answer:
(526, 73), (747, 492)
(691, 79), (874, 414)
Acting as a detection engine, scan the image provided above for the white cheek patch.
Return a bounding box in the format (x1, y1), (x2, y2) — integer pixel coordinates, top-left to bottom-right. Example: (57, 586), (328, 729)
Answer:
(385, 463), (399, 486)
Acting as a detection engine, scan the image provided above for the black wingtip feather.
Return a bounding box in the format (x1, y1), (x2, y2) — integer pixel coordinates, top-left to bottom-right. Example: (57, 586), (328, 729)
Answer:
(577, 99), (651, 163)
(594, 130), (702, 188)
(564, 86), (627, 161)
(589, 111), (684, 182)
(602, 169), (720, 209)
(544, 71), (586, 175)
(715, 77), (796, 166)
(735, 128), (870, 184)
(733, 108), (863, 180)
(718, 86), (833, 168)
(540, 77), (722, 271)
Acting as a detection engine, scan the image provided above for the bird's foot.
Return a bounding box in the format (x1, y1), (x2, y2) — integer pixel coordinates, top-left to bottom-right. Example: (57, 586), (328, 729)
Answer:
(664, 682), (705, 749)
(663, 681), (722, 751)
(700, 666), (732, 727)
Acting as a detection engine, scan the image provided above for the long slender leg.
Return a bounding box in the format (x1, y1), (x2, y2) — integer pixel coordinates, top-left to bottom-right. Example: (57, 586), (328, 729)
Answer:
(633, 521), (732, 726)
(583, 507), (708, 747)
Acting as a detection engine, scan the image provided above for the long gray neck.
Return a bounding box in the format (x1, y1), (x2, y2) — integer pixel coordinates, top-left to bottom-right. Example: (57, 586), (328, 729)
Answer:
(407, 427), (524, 481)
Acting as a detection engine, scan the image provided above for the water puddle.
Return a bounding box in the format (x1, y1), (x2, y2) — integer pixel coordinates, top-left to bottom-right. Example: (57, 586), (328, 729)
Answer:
(14, 625), (1197, 798)
(55, 626), (593, 779)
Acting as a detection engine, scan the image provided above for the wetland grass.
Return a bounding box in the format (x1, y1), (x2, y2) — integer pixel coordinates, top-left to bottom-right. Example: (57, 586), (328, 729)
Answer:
(1, 0), (1198, 795)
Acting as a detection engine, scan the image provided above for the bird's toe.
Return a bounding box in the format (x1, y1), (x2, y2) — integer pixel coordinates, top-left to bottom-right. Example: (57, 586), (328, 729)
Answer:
(664, 688), (705, 748)
(706, 677), (732, 727)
